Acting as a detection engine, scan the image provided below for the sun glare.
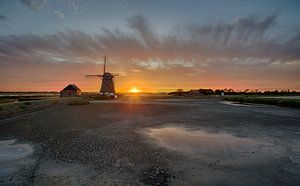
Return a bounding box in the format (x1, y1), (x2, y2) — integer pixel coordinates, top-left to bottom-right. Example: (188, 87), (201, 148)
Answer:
(129, 87), (141, 93)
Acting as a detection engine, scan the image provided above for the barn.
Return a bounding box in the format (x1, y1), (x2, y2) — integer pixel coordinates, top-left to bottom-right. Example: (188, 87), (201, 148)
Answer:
(60, 84), (81, 97)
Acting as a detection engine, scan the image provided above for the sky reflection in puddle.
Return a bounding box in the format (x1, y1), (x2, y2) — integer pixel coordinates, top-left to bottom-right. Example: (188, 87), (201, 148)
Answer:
(145, 127), (261, 160)
(221, 101), (251, 107)
(0, 139), (34, 178)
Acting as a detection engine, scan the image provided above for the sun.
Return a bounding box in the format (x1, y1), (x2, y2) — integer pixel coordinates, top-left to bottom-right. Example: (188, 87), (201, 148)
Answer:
(129, 87), (141, 93)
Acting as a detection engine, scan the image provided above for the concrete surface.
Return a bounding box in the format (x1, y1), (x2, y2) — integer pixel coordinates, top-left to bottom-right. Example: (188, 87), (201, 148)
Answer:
(0, 98), (299, 185)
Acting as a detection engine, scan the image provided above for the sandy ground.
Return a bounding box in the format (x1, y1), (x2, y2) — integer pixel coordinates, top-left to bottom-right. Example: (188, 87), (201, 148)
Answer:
(0, 98), (300, 185)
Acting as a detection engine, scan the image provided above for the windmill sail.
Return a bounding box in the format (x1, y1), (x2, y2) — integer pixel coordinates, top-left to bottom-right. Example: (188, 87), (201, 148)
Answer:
(103, 56), (106, 74)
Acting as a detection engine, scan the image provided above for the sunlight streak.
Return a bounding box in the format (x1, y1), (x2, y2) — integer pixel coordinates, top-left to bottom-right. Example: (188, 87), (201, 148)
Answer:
(129, 87), (141, 93)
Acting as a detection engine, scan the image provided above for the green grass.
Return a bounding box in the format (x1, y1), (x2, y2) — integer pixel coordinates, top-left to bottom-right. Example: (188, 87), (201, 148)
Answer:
(0, 98), (59, 118)
(0, 97), (92, 118)
(224, 96), (300, 108)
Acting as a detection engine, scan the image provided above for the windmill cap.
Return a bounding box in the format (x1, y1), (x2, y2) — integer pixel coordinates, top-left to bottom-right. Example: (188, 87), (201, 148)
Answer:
(103, 72), (113, 76)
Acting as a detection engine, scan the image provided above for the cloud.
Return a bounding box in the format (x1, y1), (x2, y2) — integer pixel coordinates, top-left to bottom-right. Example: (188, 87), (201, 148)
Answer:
(132, 58), (195, 70)
(20, 0), (47, 10)
(174, 14), (300, 61)
(0, 14), (9, 27)
(0, 14), (299, 71)
(20, 0), (87, 14)
(127, 15), (159, 48)
(133, 58), (166, 70)
(53, 11), (64, 19)
(0, 15), (9, 21)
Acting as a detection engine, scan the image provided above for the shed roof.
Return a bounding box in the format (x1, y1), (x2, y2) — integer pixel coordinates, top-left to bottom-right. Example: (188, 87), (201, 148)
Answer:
(62, 84), (81, 91)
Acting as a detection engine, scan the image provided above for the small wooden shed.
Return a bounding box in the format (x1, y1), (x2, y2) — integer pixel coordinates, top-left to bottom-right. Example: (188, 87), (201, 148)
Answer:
(60, 84), (81, 97)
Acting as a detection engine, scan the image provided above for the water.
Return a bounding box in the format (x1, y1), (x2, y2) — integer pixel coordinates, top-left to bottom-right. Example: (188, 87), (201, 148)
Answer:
(144, 126), (279, 162)
(0, 139), (34, 178)
(221, 101), (251, 106)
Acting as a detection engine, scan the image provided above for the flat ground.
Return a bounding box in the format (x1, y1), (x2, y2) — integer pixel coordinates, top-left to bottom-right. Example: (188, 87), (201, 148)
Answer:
(0, 97), (300, 185)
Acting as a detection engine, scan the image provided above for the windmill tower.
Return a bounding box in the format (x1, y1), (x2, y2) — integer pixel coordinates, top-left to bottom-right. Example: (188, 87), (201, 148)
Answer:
(86, 56), (117, 98)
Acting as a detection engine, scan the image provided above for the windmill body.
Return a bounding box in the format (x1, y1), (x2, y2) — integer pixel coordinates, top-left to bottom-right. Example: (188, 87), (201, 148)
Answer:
(86, 56), (117, 98)
(100, 72), (115, 96)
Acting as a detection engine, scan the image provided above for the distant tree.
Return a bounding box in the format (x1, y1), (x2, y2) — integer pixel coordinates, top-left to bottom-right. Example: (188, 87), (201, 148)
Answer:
(199, 89), (214, 95)
(215, 89), (222, 95)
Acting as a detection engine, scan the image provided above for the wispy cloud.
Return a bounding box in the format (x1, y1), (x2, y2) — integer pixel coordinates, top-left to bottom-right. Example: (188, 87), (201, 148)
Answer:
(1, 14), (299, 68)
(20, 0), (47, 10)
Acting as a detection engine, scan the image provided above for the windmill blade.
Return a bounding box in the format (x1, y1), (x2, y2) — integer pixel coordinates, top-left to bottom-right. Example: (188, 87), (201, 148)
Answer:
(103, 56), (107, 74)
(85, 75), (102, 78)
(112, 74), (119, 76)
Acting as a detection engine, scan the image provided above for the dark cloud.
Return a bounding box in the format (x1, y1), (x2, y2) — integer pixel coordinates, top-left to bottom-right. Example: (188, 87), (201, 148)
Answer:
(183, 14), (278, 49)
(0, 15), (9, 21)
(0, 14), (299, 70)
(174, 14), (300, 61)
(127, 15), (159, 48)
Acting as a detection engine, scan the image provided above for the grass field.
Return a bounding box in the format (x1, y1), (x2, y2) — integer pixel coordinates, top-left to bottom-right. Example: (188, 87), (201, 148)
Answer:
(0, 97), (89, 119)
(224, 95), (300, 108)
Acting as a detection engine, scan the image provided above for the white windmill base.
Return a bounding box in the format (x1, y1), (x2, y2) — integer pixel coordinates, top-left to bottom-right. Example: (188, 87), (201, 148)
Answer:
(100, 92), (118, 98)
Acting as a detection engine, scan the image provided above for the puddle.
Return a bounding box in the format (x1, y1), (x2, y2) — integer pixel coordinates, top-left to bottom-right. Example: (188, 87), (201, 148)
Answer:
(0, 140), (33, 161)
(221, 101), (251, 107)
(0, 139), (35, 182)
(144, 127), (280, 162)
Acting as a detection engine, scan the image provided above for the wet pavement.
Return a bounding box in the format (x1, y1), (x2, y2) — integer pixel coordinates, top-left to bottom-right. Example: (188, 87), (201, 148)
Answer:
(0, 98), (300, 185)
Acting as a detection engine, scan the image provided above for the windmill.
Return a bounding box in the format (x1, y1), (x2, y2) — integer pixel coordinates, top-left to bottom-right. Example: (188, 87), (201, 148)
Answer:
(86, 56), (118, 98)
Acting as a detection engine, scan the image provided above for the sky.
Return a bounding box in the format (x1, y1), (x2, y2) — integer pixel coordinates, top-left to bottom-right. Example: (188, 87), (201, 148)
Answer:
(0, 0), (299, 92)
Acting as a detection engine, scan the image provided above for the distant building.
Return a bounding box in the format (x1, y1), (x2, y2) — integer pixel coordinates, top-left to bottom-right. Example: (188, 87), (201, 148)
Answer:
(188, 89), (203, 96)
(168, 89), (188, 96)
(60, 84), (81, 97)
